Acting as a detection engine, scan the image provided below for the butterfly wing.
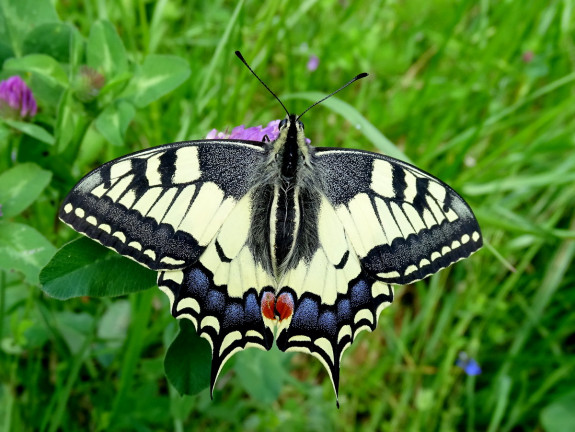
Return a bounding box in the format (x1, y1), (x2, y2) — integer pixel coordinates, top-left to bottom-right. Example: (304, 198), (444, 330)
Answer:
(157, 192), (276, 395)
(59, 140), (266, 271)
(313, 148), (482, 284)
(275, 195), (394, 403)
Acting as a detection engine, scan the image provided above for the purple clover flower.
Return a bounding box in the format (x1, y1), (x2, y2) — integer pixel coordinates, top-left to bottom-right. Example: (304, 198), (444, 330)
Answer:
(206, 120), (281, 142)
(456, 351), (482, 376)
(307, 55), (319, 72)
(0, 76), (37, 119)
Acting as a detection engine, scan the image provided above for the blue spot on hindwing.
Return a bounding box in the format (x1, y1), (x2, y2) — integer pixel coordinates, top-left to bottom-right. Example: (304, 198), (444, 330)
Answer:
(292, 298), (318, 330)
(350, 279), (370, 307)
(244, 292), (260, 322)
(187, 268), (210, 295)
(207, 290), (225, 311)
(318, 311), (337, 337)
(223, 303), (243, 328)
(337, 299), (351, 322)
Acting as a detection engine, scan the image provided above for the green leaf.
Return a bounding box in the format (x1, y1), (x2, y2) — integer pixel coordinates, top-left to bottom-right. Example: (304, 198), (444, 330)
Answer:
(0, 221), (56, 285)
(2, 119), (55, 145)
(87, 20), (128, 78)
(164, 319), (211, 396)
(54, 311), (94, 354)
(22, 22), (72, 62)
(54, 90), (86, 154)
(39, 237), (156, 300)
(541, 390), (575, 432)
(123, 55), (191, 108)
(4, 54), (67, 86)
(235, 346), (286, 404)
(94, 100), (135, 147)
(1, 0), (60, 56)
(0, 162), (52, 218)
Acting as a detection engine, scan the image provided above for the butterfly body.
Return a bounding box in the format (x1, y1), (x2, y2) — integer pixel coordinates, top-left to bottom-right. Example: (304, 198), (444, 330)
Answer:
(60, 88), (482, 404)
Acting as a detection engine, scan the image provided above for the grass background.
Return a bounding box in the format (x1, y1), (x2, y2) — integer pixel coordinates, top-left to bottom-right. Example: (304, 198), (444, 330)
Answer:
(1, 0), (575, 430)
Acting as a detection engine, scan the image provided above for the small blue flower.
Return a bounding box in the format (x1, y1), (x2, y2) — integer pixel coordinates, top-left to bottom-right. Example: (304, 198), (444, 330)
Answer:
(307, 55), (319, 72)
(456, 351), (482, 376)
(0, 76), (37, 119)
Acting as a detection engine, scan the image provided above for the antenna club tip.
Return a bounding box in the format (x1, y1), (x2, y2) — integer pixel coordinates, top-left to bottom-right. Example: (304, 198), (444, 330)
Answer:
(356, 72), (369, 79)
(235, 51), (244, 60)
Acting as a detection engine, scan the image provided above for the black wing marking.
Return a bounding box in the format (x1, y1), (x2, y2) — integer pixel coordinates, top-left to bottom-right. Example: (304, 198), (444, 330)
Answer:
(313, 148), (482, 284)
(59, 140), (266, 271)
(157, 192), (276, 395)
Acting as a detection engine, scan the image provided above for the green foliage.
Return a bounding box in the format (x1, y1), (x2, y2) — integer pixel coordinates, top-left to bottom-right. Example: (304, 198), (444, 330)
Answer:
(0, 0), (573, 431)
(40, 237), (155, 299)
(164, 320), (211, 396)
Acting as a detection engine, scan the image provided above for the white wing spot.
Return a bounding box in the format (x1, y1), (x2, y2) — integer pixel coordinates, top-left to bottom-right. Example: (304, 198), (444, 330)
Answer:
(354, 309), (373, 325)
(404, 265), (418, 276)
(64, 203), (73, 213)
(99, 224), (111, 233)
(288, 335), (312, 344)
(128, 241), (142, 251)
(143, 249), (156, 260)
(337, 325), (352, 343)
(461, 234), (470, 244)
(314, 338), (335, 363)
(160, 257), (186, 266)
(370, 159), (395, 198)
(177, 297), (200, 313)
(378, 271), (400, 279)
(431, 251), (441, 261)
(219, 331), (242, 356)
(86, 216), (97, 225)
(110, 160), (132, 179)
(161, 271), (184, 284)
(246, 330), (264, 340)
(441, 246), (451, 255)
(145, 154), (162, 187)
(200, 316), (220, 333)
(112, 231), (126, 243)
(74, 208), (85, 218)
(472, 231), (480, 242)
(173, 147), (201, 184)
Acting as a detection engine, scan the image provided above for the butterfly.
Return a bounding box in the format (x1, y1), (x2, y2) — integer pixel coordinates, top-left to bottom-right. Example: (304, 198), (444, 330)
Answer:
(59, 52), (482, 404)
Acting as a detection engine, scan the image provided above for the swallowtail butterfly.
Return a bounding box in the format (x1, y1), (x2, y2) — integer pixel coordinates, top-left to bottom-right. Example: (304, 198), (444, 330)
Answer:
(60, 52), (482, 404)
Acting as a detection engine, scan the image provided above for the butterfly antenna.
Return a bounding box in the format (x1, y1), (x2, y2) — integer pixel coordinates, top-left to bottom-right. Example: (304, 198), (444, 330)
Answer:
(297, 72), (368, 121)
(235, 51), (290, 116)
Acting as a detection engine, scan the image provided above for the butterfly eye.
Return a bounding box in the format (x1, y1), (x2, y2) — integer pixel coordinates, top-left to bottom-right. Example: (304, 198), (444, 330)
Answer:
(279, 119), (288, 129)
(298, 121), (304, 130)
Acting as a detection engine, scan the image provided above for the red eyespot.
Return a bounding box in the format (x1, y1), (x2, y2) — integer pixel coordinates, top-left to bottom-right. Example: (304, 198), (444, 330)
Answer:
(276, 292), (294, 321)
(261, 292), (276, 320)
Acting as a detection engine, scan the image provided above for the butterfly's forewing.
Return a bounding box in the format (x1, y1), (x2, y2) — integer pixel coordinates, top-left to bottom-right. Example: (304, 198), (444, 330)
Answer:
(59, 140), (266, 271)
(313, 148), (483, 285)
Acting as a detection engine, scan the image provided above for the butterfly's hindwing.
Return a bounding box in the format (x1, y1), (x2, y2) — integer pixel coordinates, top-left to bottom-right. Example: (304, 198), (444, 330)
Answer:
(59, 141), (266, 271)
(157, 192), (276, 393)
(274, 196), (394, 398)
(314, 149), (482, 284)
